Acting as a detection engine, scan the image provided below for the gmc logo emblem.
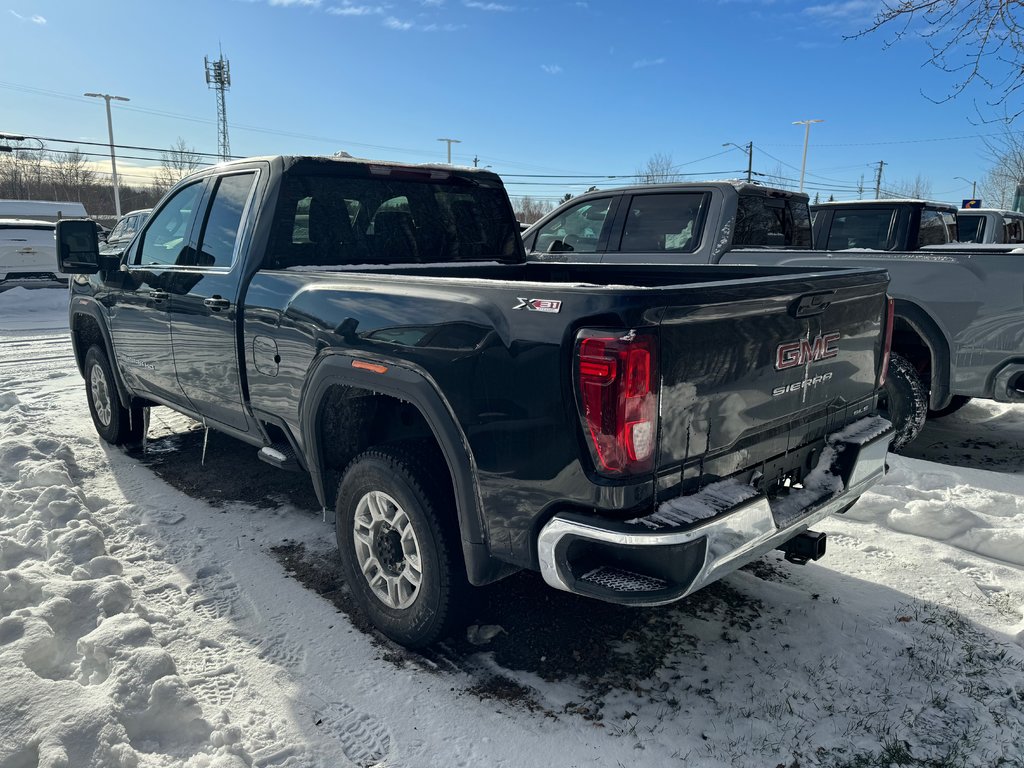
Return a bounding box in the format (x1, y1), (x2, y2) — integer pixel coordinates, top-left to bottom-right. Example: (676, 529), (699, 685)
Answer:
(776, 332), (840, 370)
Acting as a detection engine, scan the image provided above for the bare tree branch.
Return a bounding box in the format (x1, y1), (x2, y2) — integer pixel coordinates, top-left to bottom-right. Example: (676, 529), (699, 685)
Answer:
(851, 1), (1024, 117)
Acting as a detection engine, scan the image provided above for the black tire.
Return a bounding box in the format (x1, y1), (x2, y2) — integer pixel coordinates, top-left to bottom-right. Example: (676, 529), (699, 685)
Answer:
(83, 345), (144, 446)
(335, 445), (469, 648)
(878, 352), (928, 452)
(928, 395), (972, 419)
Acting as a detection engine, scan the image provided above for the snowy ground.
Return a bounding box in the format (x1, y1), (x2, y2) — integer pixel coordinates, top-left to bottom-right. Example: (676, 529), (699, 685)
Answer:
(1, 286), (1022, 768)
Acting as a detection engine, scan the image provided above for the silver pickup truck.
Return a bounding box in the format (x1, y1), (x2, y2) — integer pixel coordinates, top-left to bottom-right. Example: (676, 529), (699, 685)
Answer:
(522, 182), (1024, 449)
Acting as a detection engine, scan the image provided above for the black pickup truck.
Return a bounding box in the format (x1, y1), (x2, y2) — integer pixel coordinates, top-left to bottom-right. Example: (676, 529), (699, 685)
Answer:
(56, 156), (893, 647)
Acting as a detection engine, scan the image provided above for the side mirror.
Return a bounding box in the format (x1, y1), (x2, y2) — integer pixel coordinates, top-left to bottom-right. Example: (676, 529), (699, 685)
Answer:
(55, 219), (101, 274)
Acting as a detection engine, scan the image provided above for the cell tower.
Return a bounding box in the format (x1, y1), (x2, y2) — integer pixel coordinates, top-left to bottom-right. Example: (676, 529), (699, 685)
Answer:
(204, 51), (232, 161)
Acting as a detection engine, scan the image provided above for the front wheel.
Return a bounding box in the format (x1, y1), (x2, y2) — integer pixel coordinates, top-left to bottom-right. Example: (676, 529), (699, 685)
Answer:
(878, 352), (928, 452)
(84, 345), (144, 446)
(335, 446), (469, 648)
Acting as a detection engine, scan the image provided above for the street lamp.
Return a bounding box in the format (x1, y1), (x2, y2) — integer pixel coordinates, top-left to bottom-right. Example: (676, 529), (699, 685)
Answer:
(437, 137), (461, 165)
(955, 176), (977, 198)
(793, 119), (824, 193)
(84, 92), (130, 216)
(722, 141), (753, 183)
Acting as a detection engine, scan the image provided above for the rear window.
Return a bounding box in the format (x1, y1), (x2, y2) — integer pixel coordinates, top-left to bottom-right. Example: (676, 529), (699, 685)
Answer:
(957, 214), (984, 243)
(734, 195), (811, 248)
(1006, 217), (1024, 244)
(919, 208), (956, 247)
(266, 170), (520, 268)
(825, 208), (896, 250)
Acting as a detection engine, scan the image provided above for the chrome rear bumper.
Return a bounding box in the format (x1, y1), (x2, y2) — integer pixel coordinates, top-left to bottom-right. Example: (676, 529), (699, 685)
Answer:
(536, 416), (893, 606)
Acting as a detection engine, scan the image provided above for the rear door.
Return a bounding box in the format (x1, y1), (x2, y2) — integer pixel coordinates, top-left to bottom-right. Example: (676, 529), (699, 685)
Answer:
(655, 271), (889, 487)
(168, 169), (260, 432)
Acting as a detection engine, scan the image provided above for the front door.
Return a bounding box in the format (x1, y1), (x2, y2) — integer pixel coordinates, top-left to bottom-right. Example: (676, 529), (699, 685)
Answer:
(108, 181), (206, 406)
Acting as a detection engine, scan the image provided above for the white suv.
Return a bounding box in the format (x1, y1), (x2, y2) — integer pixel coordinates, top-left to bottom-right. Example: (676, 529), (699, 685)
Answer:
(0, 219), (64, 288)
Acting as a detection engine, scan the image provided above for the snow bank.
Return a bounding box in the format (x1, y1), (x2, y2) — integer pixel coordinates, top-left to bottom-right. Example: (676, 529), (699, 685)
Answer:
(0, 286), (69, 333)
(846, 458), (1024, 568)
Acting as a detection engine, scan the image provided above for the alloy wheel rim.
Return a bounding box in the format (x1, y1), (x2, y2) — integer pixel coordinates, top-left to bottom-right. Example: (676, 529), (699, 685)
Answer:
(352, 490), (423, 610)
(89, 364), (112, 427)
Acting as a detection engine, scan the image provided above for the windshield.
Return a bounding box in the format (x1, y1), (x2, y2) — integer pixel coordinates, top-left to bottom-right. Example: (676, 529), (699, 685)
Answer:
(266, 170), (521, 268)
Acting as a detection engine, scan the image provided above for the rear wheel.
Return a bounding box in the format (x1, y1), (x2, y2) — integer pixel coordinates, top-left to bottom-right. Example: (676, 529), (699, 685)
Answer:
(84, 345), (144, 446)
(928, 395), (971, 419)
(878, 352), (928, 452)
(335, 445), (469, 648)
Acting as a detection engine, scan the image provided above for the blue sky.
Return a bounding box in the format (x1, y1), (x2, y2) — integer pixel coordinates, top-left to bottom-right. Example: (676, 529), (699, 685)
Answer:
(0, 0), (1012, 206)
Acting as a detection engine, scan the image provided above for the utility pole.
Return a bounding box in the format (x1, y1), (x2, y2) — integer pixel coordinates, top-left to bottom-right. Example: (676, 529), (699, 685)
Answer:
(874, 160), (886, 198)
(472, 155), (479, 167)
(858, 174), (865, 199)
(437, 137), (461, 164)
(204, 51), (232, 161)
(84, 92), (130, 216)
(792, 118), (824, 193)
(723, 141), (753, 183)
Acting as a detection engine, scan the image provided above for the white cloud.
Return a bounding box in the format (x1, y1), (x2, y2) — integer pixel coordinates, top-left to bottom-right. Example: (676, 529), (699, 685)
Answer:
(420, 0), (444, 5)
(464, 1), (515, 11)
(327, 2), (384, 15)
(804, 0), (876, 20)
(10, 10), (46, 24)
(422, 22), (465, 31)
(384, 16), (414, 29)
(632, 57), (665, 69)
(268, 0), (321, 6)
(541, 64), (563, 75)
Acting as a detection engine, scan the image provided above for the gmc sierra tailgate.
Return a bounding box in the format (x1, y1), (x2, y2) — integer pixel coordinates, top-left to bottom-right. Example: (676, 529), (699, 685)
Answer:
(654, 268), (889, 495)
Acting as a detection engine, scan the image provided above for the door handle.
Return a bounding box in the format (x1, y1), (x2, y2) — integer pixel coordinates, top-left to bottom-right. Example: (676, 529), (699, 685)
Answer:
(204, 296), (231, 311)
(150, 289), (169, 302)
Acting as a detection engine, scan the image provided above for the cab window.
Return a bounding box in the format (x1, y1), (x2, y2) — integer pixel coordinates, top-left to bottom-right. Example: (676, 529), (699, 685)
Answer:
(193, 172), (257, 268)
(618, 193), (705, 252)
(825, 208), (896, 250)
(136, 182), (204, 266)
(532, 198), (613, 254)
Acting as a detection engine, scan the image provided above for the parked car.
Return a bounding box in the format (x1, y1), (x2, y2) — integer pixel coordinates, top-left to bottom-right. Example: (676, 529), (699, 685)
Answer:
(100, 208), (151, 258)
(524, 182), (1024, 450)
(956, 208), (1024, 244)
(55, 156), (894, 648)
(0, 218), (65, 288)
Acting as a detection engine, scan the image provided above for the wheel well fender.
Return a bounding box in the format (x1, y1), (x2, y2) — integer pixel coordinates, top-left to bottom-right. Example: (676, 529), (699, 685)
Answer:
(70, 302), (132, 409)
(892, 299), (951, 410)
(300, 353), (492, 581)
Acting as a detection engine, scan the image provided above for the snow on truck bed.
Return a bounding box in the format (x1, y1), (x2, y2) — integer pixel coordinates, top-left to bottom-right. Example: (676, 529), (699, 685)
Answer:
(1, 288), (1023, 768)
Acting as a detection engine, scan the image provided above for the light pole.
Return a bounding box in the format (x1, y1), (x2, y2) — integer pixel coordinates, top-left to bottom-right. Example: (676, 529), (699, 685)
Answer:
(84, 92), (130, 216)
(955, 176), (977, 198)
(793, 119), (824, 193)
(722, 141), (753, 183)
(437, 137), (461, 165)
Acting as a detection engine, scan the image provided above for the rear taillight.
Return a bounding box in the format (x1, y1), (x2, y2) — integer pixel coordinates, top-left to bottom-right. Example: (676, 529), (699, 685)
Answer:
(878, 296), (895, 387)
(575, 330), (659, 476)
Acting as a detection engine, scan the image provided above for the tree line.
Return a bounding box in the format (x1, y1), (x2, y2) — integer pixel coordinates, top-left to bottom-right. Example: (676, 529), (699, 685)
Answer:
(0, 137), (204, 221)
